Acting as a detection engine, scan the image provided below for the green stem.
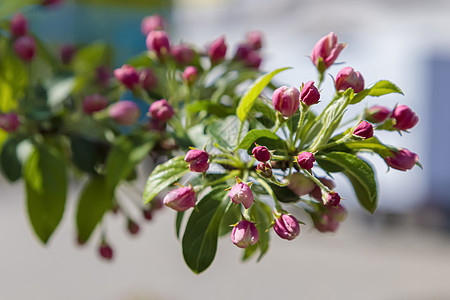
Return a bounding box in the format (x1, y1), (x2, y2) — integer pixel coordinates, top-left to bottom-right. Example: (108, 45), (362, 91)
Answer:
(253, 172), (283, 212)
(293, 103), (308, 148)
(236, 121), (245, 145)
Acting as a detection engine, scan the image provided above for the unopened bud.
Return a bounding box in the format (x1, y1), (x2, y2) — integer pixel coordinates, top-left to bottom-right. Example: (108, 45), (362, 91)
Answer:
(231, 220), (259, 248)
(273, 214), (300, 241)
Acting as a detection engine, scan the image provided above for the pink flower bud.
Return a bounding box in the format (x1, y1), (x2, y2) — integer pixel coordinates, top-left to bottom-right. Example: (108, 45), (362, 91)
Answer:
(256, 162), (272, 178)
(314, 214), (340, 233)
(139, 68), (158, 91)
(171, 44), (195, 65)
(42, 0), (63, 7)
(149, 99), (174, 122)
(325, 191), (341, 206)
(185, 149), (209, 173)
(142, 208), (153, 221)
(244, 51), (262, 69)
(328, 204), (347, 222)
(273, 214), (300, 240)
(82, 94), (109, 115)
(272, 86), (300, 117)
(288, 172), (316, 196)
(109, 101), (140, 126)
(233, 43), (251, 61)
(99, 242), (113, 260)
(141, 15), (166, 35)
(364, 105), (390, 123)
(182, 66), (198, 85)
(353, 120), (373, 139)
(297, 151), (315, 170)
(246, 31), (263, 50)
(114, 65), (139, 90)
(384, 148), (419, 171)
(163, 186), (196, 211)
(309, 177), (335, 201)
(231, 220), (259, 248)
(10, 13), (28, 37)
(60, 44), (76, 64)
(96, 66), (110, 87)
(300, 81), (320, 106)
(0, 113), (20, 132)
(228, 182), (254, 209)
(252, 145), (271, 162)
(311, 32), (346, 72)
(391, 105), (419, 131)
(208, 36), (227, 64)
(127, 220), (140, 235)
(146, 30), (171, 57)
(335, 67), (365, 93)
(13, 35), (36, 61)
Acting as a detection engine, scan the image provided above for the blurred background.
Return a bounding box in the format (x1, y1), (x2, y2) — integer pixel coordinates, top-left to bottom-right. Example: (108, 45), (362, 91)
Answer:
(1, 0), (450, 299)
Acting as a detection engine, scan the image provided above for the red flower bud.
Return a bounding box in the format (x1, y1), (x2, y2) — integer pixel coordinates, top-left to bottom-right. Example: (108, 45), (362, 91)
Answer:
(231, 220), (259, 248)
(233, 43), (251, 61)
(0, 113), (20, 132)
(309, 177), (335, 201)
(60, 44), (76, 65)
(127, 220), (140, 235)
(149, 99), (174, 122)
(109, 101), (140, 125)
(96, 66), (110, 87)
(274, 214), (300, 241)
(228, 182), (254, 209)
(42, 0), (63, 7)
(146, 30), (171, 57)
(353, 121), (373, 139)
(272, 86), (300, 117)
(139, 68), (158, 91)
(325, 191), (341, 206)
(288, 172), (316, 196)
(256, 162), (272, 178)
(208, 36), (227, 64)
(244, 51), (262, 69)
(297, 151), (315, 170)
(311, 32), (346, 72)
(391, 105), (419, 131)
(171, 44), (195, 65)
(182, 66), (198, 85)
(246, 31), (263, 50)
(252, 145), (271, 162)
(335, 67), (365, 93)
(114, 65), (139, 90)
(141, 15), (166, 35)
(13, 35), (36, 61)
(143, 208), (153, 221)
(10, 13), (28, 38)
(384, 148), (419, 171)
(313, 204), (347, 233)
(98, 242), (113, 260)
(300, 81), (320, 106)
(185, 149), (209, 173)
(364, 105), (390, 123)
(82, 94), (109, 115)
(163, 186), (196, 211)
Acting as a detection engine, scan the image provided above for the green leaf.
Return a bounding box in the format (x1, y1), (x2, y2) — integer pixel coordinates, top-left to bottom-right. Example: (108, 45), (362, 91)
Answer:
(351, 80), (403, 104)
(176, 211), (185, 239)
(206, 115), (247, 149)
(317, 152), (377, 214)
(0, 137), (23, 182)
(342, 137), (396, 158)
(143, 155), (189, 204)
(105, 133), (157, 191)
(24, 145), (67, 244)
(69, 135), (108, 174)
(47, 77), (75, 108)
(0, 0), (40, 19)
(236, 67), (291, 122)
(236, 129), (287, 151)
(186, 100), (235, 118)
(182, 186), (230, 274)
(76, 176), (113, 244)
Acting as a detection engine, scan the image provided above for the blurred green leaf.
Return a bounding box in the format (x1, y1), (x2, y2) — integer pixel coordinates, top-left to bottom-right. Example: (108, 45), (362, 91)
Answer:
(206, 115), (247, 149)
(236, 67), (291, 122)
(47, 77), (75, 108)
(143, 155), (189, 204)
(182, 186), (229, 274)
(76, 176), (113, 244)
(105, 133), (157, 191)
(0, 136), (24, 182)
(0, 0), (40, 19)
(24, 145), (67, 244)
